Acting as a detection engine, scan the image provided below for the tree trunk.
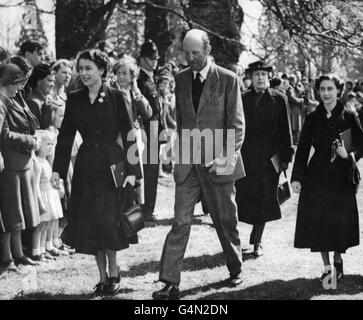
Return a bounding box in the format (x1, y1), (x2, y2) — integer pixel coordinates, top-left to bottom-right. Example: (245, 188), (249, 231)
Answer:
(56, 0), (110, 59)
(144, 0), (172, 65)
(185, 0), (244, 68)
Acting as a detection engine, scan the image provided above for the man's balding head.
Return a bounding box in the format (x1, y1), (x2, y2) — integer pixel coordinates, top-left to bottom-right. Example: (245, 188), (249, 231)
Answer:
(183, 29), (211, 71)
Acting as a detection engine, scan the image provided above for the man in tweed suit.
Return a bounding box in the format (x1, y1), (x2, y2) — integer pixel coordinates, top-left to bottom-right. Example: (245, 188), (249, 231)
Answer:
(153, 29), (245, 300)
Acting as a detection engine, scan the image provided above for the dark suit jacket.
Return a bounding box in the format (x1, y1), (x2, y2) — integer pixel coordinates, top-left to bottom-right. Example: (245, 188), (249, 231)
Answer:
(174, 63), (245, 184)
(0, 93), (38, 171)
(137, 69), (160, 124)
(26, 90), (52, 129)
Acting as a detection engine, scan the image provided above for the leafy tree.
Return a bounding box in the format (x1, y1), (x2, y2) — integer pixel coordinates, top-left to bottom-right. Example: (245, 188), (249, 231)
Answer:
(184, 0), (244, 67)
(15, 0), (48, 49)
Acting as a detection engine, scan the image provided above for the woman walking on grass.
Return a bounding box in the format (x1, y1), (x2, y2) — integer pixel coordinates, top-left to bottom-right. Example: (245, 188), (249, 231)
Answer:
(291, 74), (363, 283)
(50, 49), (141, 297)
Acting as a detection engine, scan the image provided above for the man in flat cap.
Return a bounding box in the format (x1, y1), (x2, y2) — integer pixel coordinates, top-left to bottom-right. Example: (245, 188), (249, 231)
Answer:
(137, 39), (161, 222)
(153, 29), (245, 300)
(235, 60), (293, 257)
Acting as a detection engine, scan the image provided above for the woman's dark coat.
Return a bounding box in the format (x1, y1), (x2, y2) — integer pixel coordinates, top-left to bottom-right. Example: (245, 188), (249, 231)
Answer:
(291, 101), (363, 252)
(236, 88), (294, 225)
(53, 83), (142, 255)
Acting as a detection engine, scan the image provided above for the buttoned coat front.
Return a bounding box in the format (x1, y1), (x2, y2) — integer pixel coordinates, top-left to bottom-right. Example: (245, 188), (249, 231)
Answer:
(53, 84), (141, 255)
(236, 88), (294, 225)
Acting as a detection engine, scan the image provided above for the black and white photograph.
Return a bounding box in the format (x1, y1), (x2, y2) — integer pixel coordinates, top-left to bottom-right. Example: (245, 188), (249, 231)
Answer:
(1, 0), (363, 304)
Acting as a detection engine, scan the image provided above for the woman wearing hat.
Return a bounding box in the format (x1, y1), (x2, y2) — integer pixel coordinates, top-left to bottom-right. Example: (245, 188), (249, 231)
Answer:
(50, 49), (141, 297)
(0, 63), (41, 271)
(235, 61), (294, 257)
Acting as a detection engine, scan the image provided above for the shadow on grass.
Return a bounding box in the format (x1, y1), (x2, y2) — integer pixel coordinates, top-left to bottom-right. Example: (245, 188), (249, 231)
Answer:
(123, 252), (225, 278)
(145, 217), (213, 228)
(12, 288), (134, 300)
(195, 275), (363, 300)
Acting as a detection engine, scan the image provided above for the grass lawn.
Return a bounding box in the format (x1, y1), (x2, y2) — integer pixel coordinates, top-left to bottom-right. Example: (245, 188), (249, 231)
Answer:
(1, 163), (363, 300)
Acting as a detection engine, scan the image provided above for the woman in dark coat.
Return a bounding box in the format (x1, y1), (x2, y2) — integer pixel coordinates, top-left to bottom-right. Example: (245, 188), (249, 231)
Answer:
(291, 74), (363, 282)
(51, 50), (141, 297)
(236, 61), (294, 257)
(0, 63), (40, 271)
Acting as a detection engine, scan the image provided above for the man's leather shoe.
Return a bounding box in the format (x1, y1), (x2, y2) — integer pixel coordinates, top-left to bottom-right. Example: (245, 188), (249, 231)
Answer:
(152, 283), (180, 300)
(228, 274), (243, 287)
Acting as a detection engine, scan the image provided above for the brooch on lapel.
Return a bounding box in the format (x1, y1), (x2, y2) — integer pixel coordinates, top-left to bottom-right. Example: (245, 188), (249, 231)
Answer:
(98, 91), (106, 103)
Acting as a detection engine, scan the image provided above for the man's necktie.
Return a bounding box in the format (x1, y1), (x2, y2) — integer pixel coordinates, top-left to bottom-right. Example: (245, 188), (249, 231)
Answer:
(192, 72), (204, 114)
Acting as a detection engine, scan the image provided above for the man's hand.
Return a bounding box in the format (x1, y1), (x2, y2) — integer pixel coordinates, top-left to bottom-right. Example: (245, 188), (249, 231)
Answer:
(205, 155), (236, 176)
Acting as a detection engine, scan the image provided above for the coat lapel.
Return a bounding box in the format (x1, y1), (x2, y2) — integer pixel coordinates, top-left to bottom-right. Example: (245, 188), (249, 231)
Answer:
(182, 68), (196, 118)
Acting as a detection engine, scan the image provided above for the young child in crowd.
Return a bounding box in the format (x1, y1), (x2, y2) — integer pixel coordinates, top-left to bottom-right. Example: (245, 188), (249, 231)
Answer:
(31, 130), (63, 262)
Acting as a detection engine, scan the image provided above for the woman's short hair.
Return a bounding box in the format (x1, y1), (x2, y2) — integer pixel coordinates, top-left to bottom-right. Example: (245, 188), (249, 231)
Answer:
(52, 59), (73, 73)
(113, 55), (139, 79)
(315, 74), (345, 98)
(76, 49), (110, 79)
(9, 56), (32, 78)
(28, 63), (52, 89)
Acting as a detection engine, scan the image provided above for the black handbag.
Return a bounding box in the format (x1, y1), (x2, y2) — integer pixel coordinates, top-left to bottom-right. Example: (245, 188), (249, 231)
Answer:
(119, 185), (145, 238)
(277, 170), (291, 205)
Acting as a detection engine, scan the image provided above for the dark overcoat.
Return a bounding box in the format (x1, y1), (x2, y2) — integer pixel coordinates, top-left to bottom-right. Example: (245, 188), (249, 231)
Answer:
(291, 101), (363, 252)
(236, 88), (294, 225)
(53, 83), (142, 255)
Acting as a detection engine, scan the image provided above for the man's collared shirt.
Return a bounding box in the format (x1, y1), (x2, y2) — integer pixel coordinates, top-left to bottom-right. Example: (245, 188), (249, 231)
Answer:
(192, 57), (211, 83)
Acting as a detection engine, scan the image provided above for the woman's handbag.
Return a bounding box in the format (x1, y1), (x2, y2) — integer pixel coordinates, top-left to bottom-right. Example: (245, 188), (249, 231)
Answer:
(277, 170), (291, 205)
(119, 185), (145, 238)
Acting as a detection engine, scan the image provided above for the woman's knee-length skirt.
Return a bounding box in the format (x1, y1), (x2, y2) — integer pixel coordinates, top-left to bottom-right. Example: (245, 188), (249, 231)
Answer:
(0, 168), (40, 232)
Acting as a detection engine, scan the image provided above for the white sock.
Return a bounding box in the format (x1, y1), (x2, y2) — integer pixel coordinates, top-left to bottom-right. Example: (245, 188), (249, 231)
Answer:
(46, 241), (54, 251)
(40, 247), (46, 254)
(32, 248), (40, 256)
(53, 239), (61, 248)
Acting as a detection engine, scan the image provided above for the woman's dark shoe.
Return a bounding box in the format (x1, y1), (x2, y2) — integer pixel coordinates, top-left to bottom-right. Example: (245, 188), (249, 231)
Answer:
(0, 260), (21, 274)
(152, 283), (180, 300)
(47, 248), (60, 257)
(104, 277), (121, 296)
(30, 255), (45, 262)
(43, 252), (56, 261)
(14, 256), (39, 266)
(334, 261), (344, 281)
(92, 282), (106, 298)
